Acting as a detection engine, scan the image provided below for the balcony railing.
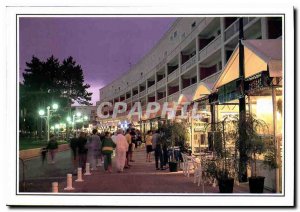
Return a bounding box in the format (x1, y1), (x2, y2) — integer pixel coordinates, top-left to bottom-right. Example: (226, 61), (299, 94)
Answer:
(157, 78), (166, 88)
(181, 55), (197, 73)
(132, 94), (139, 101)
(139, 90), (146, 97)
(198, 35), (221, 62)
(158, 97), (166, 105)
(167, 91), (180, 102)
(167, 68), (179, 82)
(224, 17), (256, 41)
(181, 83), (197, 96)
(201, 70), (222, 84)
(147, 84), (156, 94)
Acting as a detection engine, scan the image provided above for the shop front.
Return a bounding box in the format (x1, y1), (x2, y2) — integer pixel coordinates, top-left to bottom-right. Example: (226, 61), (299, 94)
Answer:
(210, 39), (283, 192)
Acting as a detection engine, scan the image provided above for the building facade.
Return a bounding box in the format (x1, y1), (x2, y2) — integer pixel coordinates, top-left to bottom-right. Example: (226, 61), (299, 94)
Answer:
(97, 17), (283, 192)
(98, 16), (282, 128)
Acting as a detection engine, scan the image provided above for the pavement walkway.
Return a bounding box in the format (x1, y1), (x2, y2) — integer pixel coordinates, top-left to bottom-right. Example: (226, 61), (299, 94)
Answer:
(59, 147), (257, 193)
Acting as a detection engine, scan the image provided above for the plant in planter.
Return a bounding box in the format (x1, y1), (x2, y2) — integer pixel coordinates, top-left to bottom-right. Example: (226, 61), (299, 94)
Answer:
(211, 119), (235, 193)
(232, 114), (277, 193)
(160, 121), (189, 172)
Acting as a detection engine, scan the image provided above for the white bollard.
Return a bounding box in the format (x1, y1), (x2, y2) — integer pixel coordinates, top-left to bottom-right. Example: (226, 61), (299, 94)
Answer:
(52, 182), (58, 193)
(212, 178), (217, 187)
(75, 167), (84, 182)
(96, 159), (102, 167)
(84, 163), (91, 175)
(64, 174), (75, 191)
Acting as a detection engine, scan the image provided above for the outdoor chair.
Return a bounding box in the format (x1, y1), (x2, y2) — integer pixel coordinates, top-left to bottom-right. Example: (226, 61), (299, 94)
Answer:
(181, 153), (194, 177)
(191, 157), (203, 187)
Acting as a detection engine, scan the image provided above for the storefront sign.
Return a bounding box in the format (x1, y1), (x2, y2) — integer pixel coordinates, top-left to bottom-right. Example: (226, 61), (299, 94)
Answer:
(198, 98), (209, 111)
(193, 122), (206, 132)
(218, 78), (243, 104)
(245, 71), (272, 93)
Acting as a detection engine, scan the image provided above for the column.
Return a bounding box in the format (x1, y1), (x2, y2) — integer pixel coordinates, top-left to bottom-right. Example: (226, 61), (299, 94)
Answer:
(220, 17), (226, 68)
(196, 36), (200, 83)
(261, 17), (269, 39)
(178, 53), (182, 92)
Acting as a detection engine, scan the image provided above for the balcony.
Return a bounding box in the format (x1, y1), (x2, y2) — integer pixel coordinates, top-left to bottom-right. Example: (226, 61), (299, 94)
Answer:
(147, 84), (156, 94)
(201, 70), (221, 84)
(224, 17), (256, 41)
(157, 78), (166, 88)
(167, 91), (180, 102)
(139, 90), (146, 97)
(198, 35), (221, 62)
(132, 94), (139, 102)
(167, 68), (180, 82)
(181, 55), (197, 73)
(158, 97), (166, 105)
(181, 83), (197, 96)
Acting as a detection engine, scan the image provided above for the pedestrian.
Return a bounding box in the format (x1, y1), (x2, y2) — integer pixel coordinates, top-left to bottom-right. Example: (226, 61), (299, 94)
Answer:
(145, 130), (153, 162)
(69, 132), (78, 172)
(40, 147), (47, 165)
(129, 129), (136, 162)
(101, 131), (116, 173)
(77, 131), (88, 172)
(152, 130), (164, 170)
(115, 129), (129, 173)
(87, 129), (101, 170)
(46, 134), (58, 164)
(125, 129), (132, 168)
(162, 139), (169, 169)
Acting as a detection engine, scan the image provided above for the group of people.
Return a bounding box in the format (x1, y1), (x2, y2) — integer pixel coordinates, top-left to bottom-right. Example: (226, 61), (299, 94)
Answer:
(68, 128), (140, 173)
(145, 130), (169, 170)
(41, 128), (174, 173)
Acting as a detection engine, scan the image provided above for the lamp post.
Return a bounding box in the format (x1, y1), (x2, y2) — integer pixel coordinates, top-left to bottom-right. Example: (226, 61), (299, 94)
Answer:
(71, 112), (82, 131)
(38, 103), (59, 141)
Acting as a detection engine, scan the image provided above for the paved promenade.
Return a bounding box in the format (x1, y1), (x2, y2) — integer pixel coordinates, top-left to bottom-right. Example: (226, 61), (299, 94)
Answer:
(59, 147), (256, 193)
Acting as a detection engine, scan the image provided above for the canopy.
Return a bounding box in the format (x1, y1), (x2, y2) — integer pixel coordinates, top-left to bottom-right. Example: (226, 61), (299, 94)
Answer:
(213, 39), (282, 90)
(192, 82), (214, 101)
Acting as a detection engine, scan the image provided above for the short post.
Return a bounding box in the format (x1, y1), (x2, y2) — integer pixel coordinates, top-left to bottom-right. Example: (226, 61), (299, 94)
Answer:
(84, 163), (91, 175)
(75, 167), (84, 182)
(64, 174), (75, 191)
(52, 182), (58, 193)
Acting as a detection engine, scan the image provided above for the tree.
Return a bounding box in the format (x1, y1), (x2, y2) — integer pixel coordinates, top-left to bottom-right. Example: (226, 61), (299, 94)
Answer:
(20, 55), (92, 133)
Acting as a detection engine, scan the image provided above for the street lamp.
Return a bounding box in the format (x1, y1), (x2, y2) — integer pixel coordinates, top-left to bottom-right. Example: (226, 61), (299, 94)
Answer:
(38, 103), (59, 141)
(72, 112), (82, 131)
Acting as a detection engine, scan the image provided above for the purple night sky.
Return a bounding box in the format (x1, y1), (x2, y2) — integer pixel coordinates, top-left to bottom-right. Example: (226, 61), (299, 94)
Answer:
(19, 17), (176, 105)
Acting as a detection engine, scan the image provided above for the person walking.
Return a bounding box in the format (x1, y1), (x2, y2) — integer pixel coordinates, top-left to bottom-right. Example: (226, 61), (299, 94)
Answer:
(152, 130), (164, 170)
(77, 131), (88, 172)
(129, 129), (136, 162)
(46, 134), (58, 164)
(101, 132), (116, 173)
(69, 133), (78, 172)
(87, 129), (101, 171)
(115, 129), (129, 173)
(125, 129), (132, 168)
(145, 130), (153, 162)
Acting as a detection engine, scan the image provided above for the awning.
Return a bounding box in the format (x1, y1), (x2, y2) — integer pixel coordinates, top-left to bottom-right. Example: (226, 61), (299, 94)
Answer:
(213, 39), (282, 90)
(193, 82), (214, 101)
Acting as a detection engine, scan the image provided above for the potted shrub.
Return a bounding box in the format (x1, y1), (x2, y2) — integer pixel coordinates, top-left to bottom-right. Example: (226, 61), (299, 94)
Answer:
(233, 114), (277, 193)
(212, 119), (235, 193)
(160, 121), (189, 172)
